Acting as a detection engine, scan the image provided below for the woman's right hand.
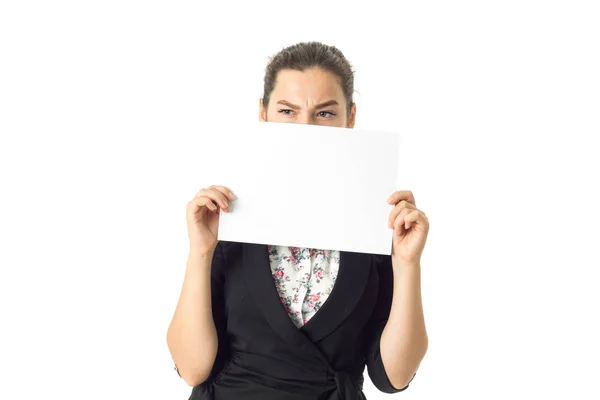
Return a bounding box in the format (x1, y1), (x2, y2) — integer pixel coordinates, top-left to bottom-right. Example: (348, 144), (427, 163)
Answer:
(186, 185), (236, 256)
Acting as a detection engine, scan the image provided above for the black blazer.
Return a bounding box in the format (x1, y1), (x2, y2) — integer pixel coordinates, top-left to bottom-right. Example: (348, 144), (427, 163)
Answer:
(188, 241), (415, 400)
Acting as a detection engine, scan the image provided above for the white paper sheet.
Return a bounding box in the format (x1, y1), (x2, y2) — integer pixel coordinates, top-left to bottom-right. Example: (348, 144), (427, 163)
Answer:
(214, 122), (400, 255)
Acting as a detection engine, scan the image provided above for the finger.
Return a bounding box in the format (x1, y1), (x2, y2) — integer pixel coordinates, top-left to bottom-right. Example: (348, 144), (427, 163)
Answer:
(209, 185), (236, 200)
(387, 190), (416, 207)
(187, 196), (218, 216)
(388, 200), (417, 228)
(202, 197), (219, 213)
(198, 188), (230, 210)
(393, 207), (413, 235)
(405, 210), (427, 230)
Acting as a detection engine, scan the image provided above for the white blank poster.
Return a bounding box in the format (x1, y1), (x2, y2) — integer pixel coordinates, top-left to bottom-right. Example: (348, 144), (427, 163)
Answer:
(214, 122), (400, 255)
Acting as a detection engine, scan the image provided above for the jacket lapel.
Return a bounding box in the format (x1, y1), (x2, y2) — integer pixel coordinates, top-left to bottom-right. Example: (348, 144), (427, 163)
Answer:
(241, 242), (372, 347)
(242, 242), (315, 352)
(300, 250), (372, 342)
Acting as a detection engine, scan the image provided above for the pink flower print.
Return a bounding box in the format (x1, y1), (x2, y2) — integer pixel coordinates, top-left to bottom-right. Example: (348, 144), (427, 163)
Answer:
(311, 294), (321, 302)
(275, 270), (284, 278)
(316, 270), (323, 279)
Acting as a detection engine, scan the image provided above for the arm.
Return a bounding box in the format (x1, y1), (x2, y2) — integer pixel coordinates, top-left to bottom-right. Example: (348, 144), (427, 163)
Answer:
(380, 260), (428, 389)
(166, 245), (223, 387)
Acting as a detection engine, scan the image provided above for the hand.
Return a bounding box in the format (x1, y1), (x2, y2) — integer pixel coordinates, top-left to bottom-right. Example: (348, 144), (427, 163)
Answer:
(387, 190), (429, 266)
(186, 185), (236, 256)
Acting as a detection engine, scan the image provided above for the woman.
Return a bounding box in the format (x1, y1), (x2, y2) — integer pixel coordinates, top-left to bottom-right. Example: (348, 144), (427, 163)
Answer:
(167, 42), (429, 400)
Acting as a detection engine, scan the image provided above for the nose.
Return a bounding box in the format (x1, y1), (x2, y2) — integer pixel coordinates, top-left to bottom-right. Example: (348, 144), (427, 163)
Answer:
(296, 113), (313, 125)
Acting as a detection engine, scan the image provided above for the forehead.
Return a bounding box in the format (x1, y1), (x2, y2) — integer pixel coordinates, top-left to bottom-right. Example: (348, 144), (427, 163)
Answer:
(271, 68), (345, 102)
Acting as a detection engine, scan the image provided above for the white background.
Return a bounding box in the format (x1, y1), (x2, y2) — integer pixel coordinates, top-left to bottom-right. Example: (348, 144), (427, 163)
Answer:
(1, 1), (599, 399)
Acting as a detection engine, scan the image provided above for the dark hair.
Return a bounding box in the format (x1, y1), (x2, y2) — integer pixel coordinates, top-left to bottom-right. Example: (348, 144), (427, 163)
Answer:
(262, 41), (355, 114)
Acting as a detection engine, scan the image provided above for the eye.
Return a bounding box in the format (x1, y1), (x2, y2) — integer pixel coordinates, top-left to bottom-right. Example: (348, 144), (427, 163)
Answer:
(278, 109), (295, 116)
(317, 111), (336, 118)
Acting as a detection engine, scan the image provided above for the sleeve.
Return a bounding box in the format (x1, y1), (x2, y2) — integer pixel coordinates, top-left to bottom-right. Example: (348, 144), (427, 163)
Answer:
(365, 254), (417, 393)
(173, 241), (230, 381)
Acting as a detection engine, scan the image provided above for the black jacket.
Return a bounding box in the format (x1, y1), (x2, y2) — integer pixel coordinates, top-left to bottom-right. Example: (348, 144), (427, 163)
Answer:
(188, 241), (415, 400)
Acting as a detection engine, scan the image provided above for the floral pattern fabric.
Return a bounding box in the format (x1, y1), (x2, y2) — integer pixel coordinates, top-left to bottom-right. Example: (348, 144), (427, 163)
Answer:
(268, 245), (340, 328)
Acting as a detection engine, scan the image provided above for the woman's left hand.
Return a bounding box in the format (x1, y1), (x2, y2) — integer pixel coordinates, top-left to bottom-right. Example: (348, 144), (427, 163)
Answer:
(387, 190), (429, 266)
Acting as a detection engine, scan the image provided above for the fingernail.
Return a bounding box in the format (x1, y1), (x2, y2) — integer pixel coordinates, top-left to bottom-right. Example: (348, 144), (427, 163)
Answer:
(229, 192), (236, 199)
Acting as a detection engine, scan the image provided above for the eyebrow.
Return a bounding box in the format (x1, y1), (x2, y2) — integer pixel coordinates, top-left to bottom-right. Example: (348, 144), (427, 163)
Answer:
(276, 100), (340, 110)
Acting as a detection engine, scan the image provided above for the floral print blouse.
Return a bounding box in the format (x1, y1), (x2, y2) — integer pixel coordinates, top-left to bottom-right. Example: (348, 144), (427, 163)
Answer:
(268, 245), (339, 328)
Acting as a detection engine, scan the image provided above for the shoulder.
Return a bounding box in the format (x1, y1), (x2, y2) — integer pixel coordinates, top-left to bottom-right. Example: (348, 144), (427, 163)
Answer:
(209, 241), (241, 283)
(212, 240), (243, 274)
(371, 254), (394, 297)
(216, 240), (242, 259)
(373, 254), (393, 275)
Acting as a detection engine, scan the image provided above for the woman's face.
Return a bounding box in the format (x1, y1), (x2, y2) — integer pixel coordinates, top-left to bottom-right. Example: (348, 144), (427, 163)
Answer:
(260, 67), (356, 128)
